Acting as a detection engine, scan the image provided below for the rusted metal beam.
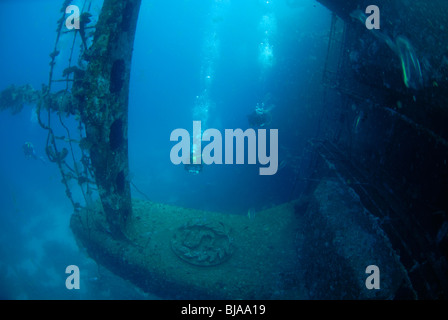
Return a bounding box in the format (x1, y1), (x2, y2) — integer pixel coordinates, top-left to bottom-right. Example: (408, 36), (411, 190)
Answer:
(78, 0), (142, 237)
(316, 0), (357, 20)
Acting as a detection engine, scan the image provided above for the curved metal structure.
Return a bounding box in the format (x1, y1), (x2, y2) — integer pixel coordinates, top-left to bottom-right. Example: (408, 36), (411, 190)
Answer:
(2, 0), (448, 299)
(74, 0), (142, 237)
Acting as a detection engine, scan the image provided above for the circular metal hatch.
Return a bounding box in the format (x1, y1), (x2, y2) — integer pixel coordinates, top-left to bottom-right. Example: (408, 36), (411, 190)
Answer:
(171, 220), (234, 266)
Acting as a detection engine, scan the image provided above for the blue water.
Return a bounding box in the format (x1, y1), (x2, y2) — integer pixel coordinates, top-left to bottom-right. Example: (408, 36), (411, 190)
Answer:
(0, 0), (331, 299)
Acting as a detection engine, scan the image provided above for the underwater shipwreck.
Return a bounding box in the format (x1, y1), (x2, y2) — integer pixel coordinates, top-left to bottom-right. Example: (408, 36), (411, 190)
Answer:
(1, 0), (448, 299)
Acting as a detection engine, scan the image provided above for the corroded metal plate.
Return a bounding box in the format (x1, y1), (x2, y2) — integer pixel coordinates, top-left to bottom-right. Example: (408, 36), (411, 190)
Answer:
(171, 220), (234, 266)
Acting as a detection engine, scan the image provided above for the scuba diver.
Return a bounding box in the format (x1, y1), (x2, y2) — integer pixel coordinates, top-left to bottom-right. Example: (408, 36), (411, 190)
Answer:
(184, 151), (203, 174)
(23, 142), (37, 159)
(247, 102), (273, 128)
(23, 142), (46, 163)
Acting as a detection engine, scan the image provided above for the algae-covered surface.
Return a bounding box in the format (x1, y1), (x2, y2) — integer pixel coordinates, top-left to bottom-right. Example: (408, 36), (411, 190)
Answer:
(72, 198), (306, 299)
(71, 178), (409, 299)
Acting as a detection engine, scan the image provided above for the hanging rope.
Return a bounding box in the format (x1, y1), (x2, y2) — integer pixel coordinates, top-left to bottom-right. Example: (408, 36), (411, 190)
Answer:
(36, 0), (95, 212)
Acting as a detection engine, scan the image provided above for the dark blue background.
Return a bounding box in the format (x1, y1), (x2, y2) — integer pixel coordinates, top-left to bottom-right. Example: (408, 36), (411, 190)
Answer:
(0, 0), (330, 299)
